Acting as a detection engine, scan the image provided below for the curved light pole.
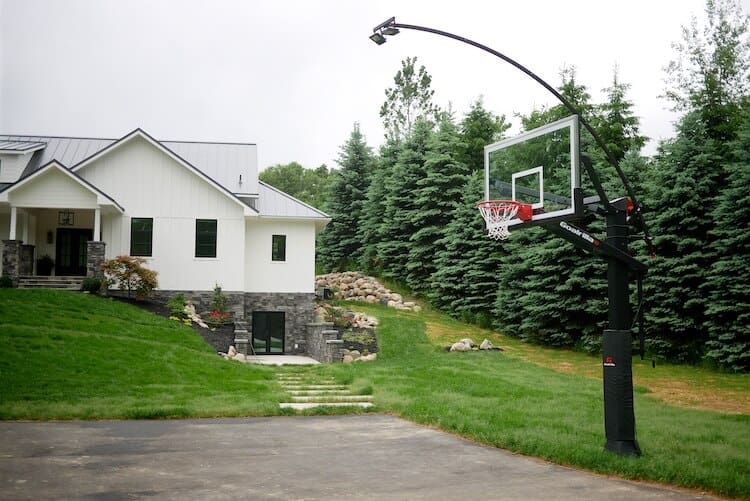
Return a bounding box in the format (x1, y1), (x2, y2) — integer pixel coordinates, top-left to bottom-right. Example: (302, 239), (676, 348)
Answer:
(371, 17), (647, 457)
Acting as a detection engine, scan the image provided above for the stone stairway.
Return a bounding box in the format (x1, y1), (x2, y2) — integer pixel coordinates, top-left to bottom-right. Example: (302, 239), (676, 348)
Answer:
(17, 276), (84, 290)
(277, 373), (374, 410)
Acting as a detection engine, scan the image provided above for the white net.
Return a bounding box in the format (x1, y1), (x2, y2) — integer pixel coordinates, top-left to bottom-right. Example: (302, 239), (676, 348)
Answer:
(477, 200), (519, 240)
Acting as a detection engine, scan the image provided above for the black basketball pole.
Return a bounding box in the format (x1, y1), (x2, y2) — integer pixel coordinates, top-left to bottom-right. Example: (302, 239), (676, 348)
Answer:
(603, 199), (641, 456)
(371, 17), (646, 456)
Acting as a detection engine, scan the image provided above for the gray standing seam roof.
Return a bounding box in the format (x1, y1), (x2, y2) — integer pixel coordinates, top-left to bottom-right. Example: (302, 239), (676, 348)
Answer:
(0, 134), (329, 220)
(0, 140), (47, 152)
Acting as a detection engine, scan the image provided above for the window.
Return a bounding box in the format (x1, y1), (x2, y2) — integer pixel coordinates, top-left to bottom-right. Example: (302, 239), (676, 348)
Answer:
(272, 234), (286, 262)
(195, 219), (217, 258)
(130, 218), (153, 256)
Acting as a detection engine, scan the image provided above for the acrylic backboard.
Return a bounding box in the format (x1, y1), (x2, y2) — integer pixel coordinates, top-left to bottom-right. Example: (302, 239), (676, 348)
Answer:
(484, 115), (581, 227)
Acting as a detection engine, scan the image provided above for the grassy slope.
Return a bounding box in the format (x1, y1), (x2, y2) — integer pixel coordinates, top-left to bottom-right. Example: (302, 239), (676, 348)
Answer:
(302, 304), (750, 500)
(0, 290), (283, 419)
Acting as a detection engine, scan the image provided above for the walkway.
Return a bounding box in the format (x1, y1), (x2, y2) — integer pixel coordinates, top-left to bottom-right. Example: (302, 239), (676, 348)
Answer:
(0, 415), (716, 500)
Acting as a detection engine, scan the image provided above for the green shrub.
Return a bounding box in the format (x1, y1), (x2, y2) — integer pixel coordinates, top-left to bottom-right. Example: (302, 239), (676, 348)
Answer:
(0, 275), (14, 288)
(80, 277), (102, 293)
(167, 293), (187, 317)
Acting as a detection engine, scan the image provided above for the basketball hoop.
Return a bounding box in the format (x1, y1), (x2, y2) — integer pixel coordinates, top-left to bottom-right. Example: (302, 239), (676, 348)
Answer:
(477, 200), (532, 240)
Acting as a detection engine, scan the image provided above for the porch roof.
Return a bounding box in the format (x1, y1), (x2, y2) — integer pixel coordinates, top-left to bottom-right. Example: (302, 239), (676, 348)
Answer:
(0, 140), (47, 154)
(0, 160), (124, 213)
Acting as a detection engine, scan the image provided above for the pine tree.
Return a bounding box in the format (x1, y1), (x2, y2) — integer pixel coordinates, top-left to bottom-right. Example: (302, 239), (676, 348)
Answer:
(645, 112), (724, 361)
(644, 0), (749, 361)
(318, 124), (374, 271)
(458, 98), (511, 172)
(430, 171), (504, 324)
(405, 116), (469, 294)
(377, 119), (433, 281)
(704, 107), (750, 371)
(358, 140), (399, 273)
(380, 57), (441, 141)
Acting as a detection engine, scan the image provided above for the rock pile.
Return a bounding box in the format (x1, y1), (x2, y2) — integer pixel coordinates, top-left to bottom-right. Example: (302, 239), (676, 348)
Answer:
(315, 272), (422, 312)
(449, 338), (501, 352)
(220, 345), (246, 362)
(184, 303), (209, 329)
(315, 303), (378, 329)
(342, 349), (378, 364)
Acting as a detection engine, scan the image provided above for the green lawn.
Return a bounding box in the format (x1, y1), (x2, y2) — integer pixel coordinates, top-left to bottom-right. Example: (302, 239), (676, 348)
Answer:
(0, 289), (284, 419)
(1, 290), (748, 498)
(293, 304), (750, 500)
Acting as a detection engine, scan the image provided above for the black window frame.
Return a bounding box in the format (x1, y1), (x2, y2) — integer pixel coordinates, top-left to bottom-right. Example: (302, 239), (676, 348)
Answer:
(272, 234), (286, 262)
(195, 219), (218, 258)
(130, 217), (153, 257)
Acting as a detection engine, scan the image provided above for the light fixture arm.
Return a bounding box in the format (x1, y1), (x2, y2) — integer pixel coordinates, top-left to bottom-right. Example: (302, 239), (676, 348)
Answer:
(374, 18), (654, 254)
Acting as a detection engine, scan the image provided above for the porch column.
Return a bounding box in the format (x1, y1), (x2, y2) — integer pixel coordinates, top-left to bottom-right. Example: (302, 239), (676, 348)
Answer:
(9, 206), (17, 240)
(94, 208), (101, 241)
(2, 239), (21, 286)
(86, 241), (106, 281)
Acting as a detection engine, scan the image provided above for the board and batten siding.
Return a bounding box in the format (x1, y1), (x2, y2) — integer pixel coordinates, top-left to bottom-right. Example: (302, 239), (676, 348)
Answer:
(7, 168), (98, 209)
(244, 219), (316, 293)
(78, 136), (246, 291)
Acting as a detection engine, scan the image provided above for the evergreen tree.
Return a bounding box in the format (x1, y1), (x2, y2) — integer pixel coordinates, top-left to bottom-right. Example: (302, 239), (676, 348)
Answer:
(596, 67), (648, 163)
(377, 119), (433, 281)
(430, 171), (504, 324)
(318, 124), (374, 271)
(704, 107), (750, 371)
(358, 140), (399, 273)
(458, 98), (511, 172)
(644, 0), (749, 361)
(406, 116), (469, 294)
(645, 112), (724, 361)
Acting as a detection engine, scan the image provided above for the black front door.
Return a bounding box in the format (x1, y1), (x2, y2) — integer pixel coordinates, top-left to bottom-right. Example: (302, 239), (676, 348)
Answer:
(55, 228), (93, 276)
(252, 311), (285, 354)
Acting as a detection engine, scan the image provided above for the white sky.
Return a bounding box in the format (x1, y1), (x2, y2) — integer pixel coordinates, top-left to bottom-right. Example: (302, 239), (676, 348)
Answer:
(2, 0), (748, 170)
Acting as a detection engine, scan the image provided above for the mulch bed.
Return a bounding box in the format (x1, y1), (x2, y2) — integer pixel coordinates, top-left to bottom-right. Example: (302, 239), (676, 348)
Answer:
(111, 295), (235, 353)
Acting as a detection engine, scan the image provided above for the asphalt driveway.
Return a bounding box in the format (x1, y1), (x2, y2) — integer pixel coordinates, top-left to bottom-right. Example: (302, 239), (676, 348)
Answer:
(0, 415), (715, 500)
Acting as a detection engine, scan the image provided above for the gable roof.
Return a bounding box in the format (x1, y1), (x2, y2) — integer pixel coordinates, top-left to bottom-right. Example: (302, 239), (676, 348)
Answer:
(0, 160), (124, 212)
(256, 181), (330, 220)
(0, 133), (258, 193)
(68, 128), (258, 217)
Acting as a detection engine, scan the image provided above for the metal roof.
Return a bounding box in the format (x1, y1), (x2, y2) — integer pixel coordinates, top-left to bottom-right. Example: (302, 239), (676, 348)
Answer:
(0, 134), (258, 194)
(0, 140), (47, 153)
(257, 181), (329, 220)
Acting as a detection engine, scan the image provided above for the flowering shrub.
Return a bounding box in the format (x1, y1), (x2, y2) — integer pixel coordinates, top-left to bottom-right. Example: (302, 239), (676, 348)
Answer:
(207, 308), (232, 328)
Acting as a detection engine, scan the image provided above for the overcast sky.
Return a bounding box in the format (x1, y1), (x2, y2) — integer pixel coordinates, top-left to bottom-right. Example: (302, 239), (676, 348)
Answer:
(2, 0), (748, 170)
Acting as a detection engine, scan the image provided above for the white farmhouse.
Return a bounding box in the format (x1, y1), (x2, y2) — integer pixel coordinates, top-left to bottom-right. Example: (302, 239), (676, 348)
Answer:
(0, 129), (330, 355)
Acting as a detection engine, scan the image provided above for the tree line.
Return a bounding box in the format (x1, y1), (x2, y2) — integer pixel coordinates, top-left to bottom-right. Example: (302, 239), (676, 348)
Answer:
(274, 0), (750, 372)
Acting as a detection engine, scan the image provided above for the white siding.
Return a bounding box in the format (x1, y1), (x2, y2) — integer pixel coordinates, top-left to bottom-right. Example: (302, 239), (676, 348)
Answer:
(8, 168), (98, 209)
(78, 136), (246, 291)
(244, 219), (316, 293)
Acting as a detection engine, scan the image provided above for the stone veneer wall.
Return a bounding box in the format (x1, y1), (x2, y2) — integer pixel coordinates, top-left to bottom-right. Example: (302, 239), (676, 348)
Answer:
(150, 289), (245, 319)
(244, 292), (315, 355)
(306, 322), (345, 363)
(86, 241), (106, 280)
(1, 240), (21, 285)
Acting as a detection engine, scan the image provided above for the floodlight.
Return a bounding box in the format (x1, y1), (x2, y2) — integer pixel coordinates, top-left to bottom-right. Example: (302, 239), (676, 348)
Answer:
(382, 26), (400, 36)
(369, 32), (386, 45)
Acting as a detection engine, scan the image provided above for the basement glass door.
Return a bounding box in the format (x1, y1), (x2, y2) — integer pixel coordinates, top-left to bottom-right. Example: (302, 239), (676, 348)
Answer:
(252, 312), (285, 354)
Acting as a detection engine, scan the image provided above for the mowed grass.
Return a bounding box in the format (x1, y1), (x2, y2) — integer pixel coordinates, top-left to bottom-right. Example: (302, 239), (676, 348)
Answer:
(0, 289), (284, 419)
(295, 304), (750, 500)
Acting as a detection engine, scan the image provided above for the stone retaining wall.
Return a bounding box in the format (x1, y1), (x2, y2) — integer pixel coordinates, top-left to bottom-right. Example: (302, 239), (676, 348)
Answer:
(306, 322), (345, 363)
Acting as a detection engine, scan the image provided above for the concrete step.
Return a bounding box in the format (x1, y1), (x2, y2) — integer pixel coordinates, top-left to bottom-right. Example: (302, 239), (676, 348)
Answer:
(290, 395), (373, 403)
(287, 390), (353, 396)
(280, 385), (349, 391)
(279, 402), (374, 410)
(17, 276), (84, 290)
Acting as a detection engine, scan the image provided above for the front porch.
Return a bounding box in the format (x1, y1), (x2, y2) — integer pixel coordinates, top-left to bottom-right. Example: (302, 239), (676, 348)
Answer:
(0, 160), (121, 284)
